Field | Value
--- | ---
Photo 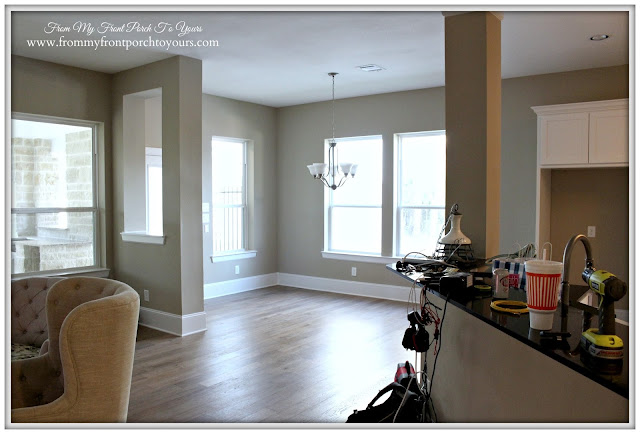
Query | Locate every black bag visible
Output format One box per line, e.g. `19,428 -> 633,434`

346,382 -> 422,423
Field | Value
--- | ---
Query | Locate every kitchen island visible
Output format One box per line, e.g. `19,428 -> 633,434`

387,263 -> 629,423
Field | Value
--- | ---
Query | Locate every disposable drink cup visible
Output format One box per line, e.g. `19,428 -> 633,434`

524,259 -> 563,330
528,308 -> 555,330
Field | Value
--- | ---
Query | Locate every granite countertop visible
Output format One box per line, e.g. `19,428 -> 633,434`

386,263 -> 629,399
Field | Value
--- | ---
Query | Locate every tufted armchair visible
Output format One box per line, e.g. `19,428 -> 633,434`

11,277 -> 140,423
11,277 -> 64,358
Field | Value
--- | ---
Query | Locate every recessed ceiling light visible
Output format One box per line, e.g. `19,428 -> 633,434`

590,34 -> 609,41
357,64 -> 385,72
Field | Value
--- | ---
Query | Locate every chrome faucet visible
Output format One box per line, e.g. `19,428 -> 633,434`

561,234 -> 595,317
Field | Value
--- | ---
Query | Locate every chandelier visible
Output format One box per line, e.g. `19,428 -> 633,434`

306,72 -> 358,190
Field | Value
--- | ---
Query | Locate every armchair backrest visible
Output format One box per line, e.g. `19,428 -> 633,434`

45,278 -> 138,376
11,277 -> 64,347
52,278 -> 140,421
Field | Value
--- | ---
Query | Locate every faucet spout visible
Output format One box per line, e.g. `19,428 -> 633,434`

561,234 -> 594,316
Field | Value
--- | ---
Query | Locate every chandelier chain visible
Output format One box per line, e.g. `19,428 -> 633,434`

331,73 -> 335,141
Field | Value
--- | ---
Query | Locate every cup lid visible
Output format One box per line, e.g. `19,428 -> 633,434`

524,259 -> 563,267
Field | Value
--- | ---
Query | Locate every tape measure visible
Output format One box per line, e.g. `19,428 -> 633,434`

490,300 -> 529,315
474,284 -> 492,292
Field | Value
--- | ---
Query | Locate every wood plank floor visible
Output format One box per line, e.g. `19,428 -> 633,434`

126,285 -> 413,424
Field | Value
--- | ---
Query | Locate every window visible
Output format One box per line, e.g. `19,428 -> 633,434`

326,136 -> 383,255
145,147 -> 162,235
11,115 -> 99,275
394,131 -> 447,256
211,137 -> 248,255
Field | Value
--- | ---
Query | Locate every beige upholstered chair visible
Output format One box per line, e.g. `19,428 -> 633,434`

11,277 -> 140,423
11,277 -> 64,359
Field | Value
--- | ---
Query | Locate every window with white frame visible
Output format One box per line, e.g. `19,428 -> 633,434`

211,137 -> 248,255
11,115 -> 99,275
395,131 -> 447,256
145,147 -> 162,235
326,135 -> 383,255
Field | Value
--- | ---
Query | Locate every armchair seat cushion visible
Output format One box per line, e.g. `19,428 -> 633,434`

11,343 -> 40,361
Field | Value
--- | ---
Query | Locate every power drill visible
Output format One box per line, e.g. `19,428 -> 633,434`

580,268 -> 627,374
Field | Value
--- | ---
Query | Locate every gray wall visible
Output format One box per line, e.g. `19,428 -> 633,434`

550,168 -> 629,308
500,65 -> 629,253
202,94 -> 278,284
277,65 -> 629,289
11,55 -> 114,272
122,94 -> 161,233
112,56 -> 203,316
145,96 -> 162,149
277,87 -> 446,286
122,95 -> 147,232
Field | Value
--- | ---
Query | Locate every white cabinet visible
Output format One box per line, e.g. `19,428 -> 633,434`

532,98 -> 629,250
589,108 -> 629,164
539,112 -> 589,165
532,99 -> 629,167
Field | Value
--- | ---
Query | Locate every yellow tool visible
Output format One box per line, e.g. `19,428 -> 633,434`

580,268 -> 627,374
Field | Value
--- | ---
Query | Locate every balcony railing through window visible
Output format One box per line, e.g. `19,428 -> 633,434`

213,207 -> 245,253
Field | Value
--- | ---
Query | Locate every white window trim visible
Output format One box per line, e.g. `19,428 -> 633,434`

393,130 -> 447,257
212,136 -> 250,255
210,250 -> 257,263
145,147 -> 162,157
120,231 -> 166,245
324,135 -> 383,256
10,113 -> 102,277
321,251 -> 401,264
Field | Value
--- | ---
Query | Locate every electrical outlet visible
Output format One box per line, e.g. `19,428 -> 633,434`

587,226 -> 596,238
351,267 -> 357,277
143,290 -> 149,302
235,265 -> 240,275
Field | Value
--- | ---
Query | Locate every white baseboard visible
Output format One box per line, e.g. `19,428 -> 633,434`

277,273 -> 409,302
204,273 -> 278,299
139,307 -> 207,337
142,272 -> 408,336
181,312 -> 208,336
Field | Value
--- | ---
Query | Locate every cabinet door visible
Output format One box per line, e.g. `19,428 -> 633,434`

589,109 -> 629,164
539,113 -> 589,165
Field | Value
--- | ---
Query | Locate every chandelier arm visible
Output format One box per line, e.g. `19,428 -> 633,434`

319,176 -> 331,189
336,173 -> 349,188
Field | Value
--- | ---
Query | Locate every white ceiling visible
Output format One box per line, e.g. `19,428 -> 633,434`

10,8 -> 630,107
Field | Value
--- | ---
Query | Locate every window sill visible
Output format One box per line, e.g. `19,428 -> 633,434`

120,231 -> 166,245
12,267 -> 111,280
321,251 -> 401,264
210,250 -> 257,263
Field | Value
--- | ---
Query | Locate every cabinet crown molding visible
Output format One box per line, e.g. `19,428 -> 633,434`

532,98 -> 628,115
